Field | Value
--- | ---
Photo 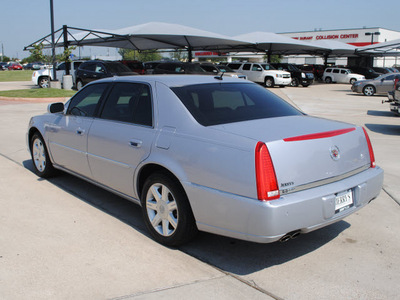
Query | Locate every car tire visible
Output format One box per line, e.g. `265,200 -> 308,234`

264,77 -> 274,88
141,172 -> 198,246
363,85 -> 375,96
30,132 -> 56,178
290,78 -> 299,87
350,78 -> 357,85
38,77 -> 50,88
325,77 -> 332,84
302,83 -> 310,87
76,80 -> 83,91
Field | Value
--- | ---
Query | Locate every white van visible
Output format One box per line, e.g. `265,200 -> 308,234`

227,62 -> 291,87
323,67 -> 365,84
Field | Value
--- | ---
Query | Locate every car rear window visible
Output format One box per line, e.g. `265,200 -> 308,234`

171,83 -> 303,126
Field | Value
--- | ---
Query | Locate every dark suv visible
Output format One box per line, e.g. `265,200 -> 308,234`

75,60 -> 136,90
347,66 -> 382,79
153,62 -> 211,75
270,63 -> 314,87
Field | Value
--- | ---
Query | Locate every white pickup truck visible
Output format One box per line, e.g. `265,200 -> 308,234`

32,61 -> 83,88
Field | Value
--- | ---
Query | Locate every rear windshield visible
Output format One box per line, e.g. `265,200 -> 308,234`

171,83 -> 303,126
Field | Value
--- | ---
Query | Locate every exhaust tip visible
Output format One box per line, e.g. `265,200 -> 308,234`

279,230 -> 301,243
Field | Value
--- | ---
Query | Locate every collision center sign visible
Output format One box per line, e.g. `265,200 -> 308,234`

293,33 -> 359,41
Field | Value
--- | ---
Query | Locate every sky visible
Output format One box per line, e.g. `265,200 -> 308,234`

2,0 -> 400,60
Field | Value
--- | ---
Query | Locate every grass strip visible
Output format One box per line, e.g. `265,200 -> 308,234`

0,88 -> 76,98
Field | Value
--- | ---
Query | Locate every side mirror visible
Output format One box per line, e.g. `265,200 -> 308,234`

47,102 -> 64,113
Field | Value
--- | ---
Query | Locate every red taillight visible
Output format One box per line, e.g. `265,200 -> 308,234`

362,128 -> 376,168
255,142 -> 280,201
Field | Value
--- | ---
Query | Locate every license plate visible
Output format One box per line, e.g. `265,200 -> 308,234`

335,190 -> 353,213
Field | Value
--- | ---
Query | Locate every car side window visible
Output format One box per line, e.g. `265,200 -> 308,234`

67,83 -> 108,117
57,63 -> 66,71
340,70 -> 347,74
100,83 -> 152,126
384,75 -> 395,81
242,64 -> 251,71
82,63 -> 96,72
95,63 -> 105,73
326,69 -> 332,73
333,69 -> 340,74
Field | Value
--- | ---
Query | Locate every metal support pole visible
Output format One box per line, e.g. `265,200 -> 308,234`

188,47 -> 193,62
50,0 -> 57,81
63,25 -> 70,75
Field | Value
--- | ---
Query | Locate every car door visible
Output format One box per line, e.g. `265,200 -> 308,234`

87,82 -> 156,198
377,74 -> 395,93
46,83 -> 109,178
332,69 -> 341,82
239,63 -> 253,81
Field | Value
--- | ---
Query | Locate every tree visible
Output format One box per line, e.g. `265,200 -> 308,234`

170,49 -> 188,62
28,44 -> 46,63
118,49 -> 162,62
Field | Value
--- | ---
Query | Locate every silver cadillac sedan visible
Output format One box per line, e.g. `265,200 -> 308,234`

27,75 -> 383,246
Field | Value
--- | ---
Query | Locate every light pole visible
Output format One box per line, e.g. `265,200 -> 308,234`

365,31 -> 380,45
50,0 -> 57,81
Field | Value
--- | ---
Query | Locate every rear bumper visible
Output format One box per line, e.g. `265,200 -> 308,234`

184,166 -> 383,243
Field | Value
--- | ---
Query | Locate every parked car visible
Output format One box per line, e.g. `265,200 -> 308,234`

143,61 -> 164,74
120,60 -> 145,75
323,67 -> 365,84
32,61 -> 84,88
24,62 -> 44,70
351,73 -> 400,96
372,67 -> 394,74
27,75 -> 383,246
0,62 -> 7,70
270,63 -> 314,87
385,78 -> 400,115
75,60 -> 136,90
153,62 -> 211,75
346,66 -> 382,79
227,62 -> 291,87
8,62 -> 23,70
198,63 -> 247,79
298,64 -> 325,81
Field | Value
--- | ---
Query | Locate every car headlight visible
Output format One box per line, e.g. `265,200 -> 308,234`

301,72 -> 306,78
276,74 -> 283,78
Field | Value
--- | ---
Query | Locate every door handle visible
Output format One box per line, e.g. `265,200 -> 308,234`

129,139 -> 142,148
76,128 -> 85,135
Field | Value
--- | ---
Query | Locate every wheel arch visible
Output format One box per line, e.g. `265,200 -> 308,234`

136,163 -> 186,201
28,127 -> 42,151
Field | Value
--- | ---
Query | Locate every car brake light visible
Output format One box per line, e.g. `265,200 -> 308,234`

255,142 -> 280,201
362,128 -> 376,168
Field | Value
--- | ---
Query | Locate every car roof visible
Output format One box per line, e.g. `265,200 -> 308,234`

89,75 -> 249,87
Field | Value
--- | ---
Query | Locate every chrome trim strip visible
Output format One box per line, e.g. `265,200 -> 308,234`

280,165 -> 370,195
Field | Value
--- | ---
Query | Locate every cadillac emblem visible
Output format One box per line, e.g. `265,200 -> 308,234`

330,146 -> 340,161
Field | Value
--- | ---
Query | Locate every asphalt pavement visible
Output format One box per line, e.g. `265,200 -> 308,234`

0,81 -> 399,300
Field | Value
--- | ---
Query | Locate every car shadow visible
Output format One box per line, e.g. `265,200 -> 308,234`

346,93 -> 386,97
23,159 -> 350,276
365,123 -> 400,135
367,110 -> 397,117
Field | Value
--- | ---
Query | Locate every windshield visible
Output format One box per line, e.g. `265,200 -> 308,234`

171,83 -> 302,126
261,63 -> 275,70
